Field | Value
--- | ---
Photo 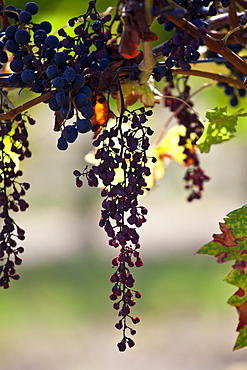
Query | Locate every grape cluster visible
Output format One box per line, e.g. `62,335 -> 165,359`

74,107 -> 154,350
0,112 -> 34,288
0,1 -> 114,150
164,82 -> 210,200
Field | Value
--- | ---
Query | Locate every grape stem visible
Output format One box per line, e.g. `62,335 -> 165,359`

137,0 -> 156,84
171,69 -> 247,89
0,91 -> 52,120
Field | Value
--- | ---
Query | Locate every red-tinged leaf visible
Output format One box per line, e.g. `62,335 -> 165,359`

119,0 -> 157,59
196,205 -> 247,263
197,204 -> 247,350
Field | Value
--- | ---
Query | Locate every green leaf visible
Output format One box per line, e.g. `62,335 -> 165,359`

197,106 -> 246,153
234,326 -> 247,351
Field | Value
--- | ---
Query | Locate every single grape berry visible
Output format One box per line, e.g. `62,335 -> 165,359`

63,67 -> 76,83
60,107 -> 74,119
24,2 -> 39,15
52,76 -> 66,90
57,136 -> 68,150
76,119 -> 92,133
75,93 -> 88,107
34,29 -> 47,43
72,74 -> 85,89
45,35 -> 59,49
21,69 -> 36,85
48,97 -> 60,111
40,21 -> 52,34
46,65 -> 60,79
10,59 -> 24,73
80,104 -> 94,119
55,91 -> 70,107
8,73 -> 21,86
18,10 -> 32,24
53,51 -> 67,65
6,39 -> 19,53
62,125 -> 78,143
14,29 -> 31,45
79,85 -> 92,97
5,25 -> 17,39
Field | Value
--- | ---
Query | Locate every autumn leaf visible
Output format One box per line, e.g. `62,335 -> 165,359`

114,79 -> 161,112
197,204 -> 247,350
90,96 -> 114,137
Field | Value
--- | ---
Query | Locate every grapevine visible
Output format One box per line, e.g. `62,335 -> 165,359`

1,0 -> 247,351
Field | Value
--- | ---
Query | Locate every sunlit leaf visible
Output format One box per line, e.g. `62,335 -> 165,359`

197,107 -> 247,153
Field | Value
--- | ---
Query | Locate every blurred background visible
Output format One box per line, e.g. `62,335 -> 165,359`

1,0 -> 247,369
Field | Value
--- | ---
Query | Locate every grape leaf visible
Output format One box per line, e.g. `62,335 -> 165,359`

197,204 -> 247,350
114,79 -> 161,112
197,107 -> 247,153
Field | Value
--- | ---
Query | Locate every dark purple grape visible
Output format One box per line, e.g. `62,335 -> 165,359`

34,29 -> 47,44
53,51 -> 67,65
44,48 -> 56,60
55,91 -> 70,107
8,73 -> 21,86
45,35 -> 59,49
63,67 -> 76,82
238,88 -> 246,97
80,104 -> 94,119
46,65 -> 60,79
10,59 -> 24,73
6,40 -> 19,53
40,21 -> 52,33
62,125 -> 78,143
5,25 -> 17,39
24,2 -> 38,15
76,118 -> 92,133
230,95 -> 238,106
0,51 -> 8,63
75,93 -> 88,107
14,29 -> 30,45
60,106 -> 74,119
57,136 -> 68,150
21,69 -> 36,85
79,85 -> 91,97
18,10 -> 32,24
5,5 -> 17,18
72,74 -> 85,89
99,58 -> 110,71
48,97 -> 60,111
52,76 -> 65,90
31,80 -> 44,93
